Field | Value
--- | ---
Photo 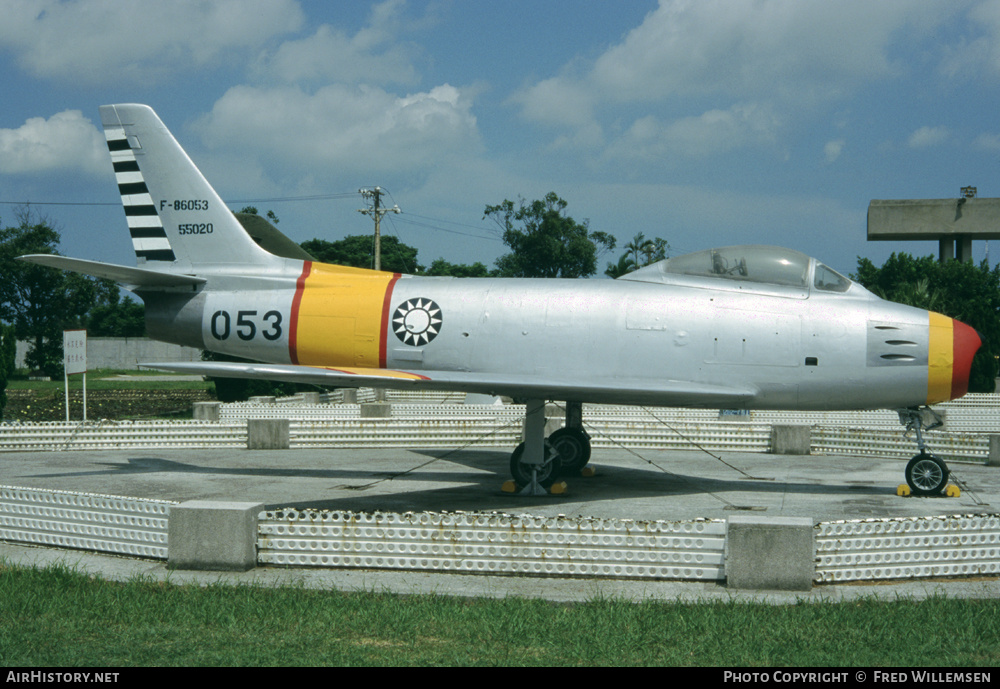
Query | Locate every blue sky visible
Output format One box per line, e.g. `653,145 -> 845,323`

1,0 -> 999,277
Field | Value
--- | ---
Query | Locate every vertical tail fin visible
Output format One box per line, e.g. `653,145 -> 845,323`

101,103 -> 281,271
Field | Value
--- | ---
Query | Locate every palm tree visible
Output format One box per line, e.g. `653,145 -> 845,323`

605,253 -> 638,278
624,233 -> 654,269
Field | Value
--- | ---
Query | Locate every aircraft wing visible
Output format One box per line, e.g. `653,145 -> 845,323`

17,255 -> 205,290
141,361 -> 758,408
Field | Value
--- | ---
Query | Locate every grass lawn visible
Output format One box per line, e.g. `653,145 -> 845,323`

1,563 -> 998,666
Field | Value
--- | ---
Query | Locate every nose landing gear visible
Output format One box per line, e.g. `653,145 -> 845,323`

897,407 -> 950,496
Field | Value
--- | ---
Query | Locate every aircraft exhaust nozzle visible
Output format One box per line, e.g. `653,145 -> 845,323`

928,314 -> 981,404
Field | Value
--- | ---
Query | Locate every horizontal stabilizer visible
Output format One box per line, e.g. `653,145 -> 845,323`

17,254 -> 205,289
140,361 -> 758,408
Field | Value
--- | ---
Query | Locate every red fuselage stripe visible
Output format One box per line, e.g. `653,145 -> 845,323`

288,261 -> 312,365
379,273 -> 402,368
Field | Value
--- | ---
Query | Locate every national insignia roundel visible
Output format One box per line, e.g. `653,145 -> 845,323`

392,298 -> 442,346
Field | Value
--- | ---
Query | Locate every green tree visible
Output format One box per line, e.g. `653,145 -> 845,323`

605,253 -> 638,279
0,210 -> 96,377
86,279 -> 146,337
606,233 -> 670,278
239,206 -> 280,225
853,253 -> 1000,393
425,258 -> 491,278
485,192 -> 615,278
0,323 -> 15,416
300,235 -> 422,274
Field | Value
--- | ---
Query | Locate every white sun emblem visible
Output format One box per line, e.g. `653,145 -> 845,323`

392,298 -> 442,346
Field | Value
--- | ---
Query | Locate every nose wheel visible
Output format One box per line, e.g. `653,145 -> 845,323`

905,452 -> 949,496
898,408 -> 949,496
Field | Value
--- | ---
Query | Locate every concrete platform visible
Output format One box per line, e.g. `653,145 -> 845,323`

1,446 -> 996,520
1,446 -> 998,601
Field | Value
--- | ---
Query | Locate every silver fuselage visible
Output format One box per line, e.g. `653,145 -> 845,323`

140,258 -> 942,411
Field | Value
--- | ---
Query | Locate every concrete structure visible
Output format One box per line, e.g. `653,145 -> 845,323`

3,440 -> 1000,594
15,337 -> 202,371
192,401 -> 221,421
770,425 -> 812,455
868,197 -> 1000,262
359,402 -> 392,418
990,435 -> 1000,467
247,418 -> 290,450
167,500 -> 264,571
726,516 -> 816,591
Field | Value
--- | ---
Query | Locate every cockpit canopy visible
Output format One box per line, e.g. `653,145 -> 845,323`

619,245 -> 853,294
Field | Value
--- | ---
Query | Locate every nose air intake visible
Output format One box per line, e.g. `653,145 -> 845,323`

927,313 -> 981,404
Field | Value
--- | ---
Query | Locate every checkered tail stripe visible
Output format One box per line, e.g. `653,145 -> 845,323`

104,127 -> 175,262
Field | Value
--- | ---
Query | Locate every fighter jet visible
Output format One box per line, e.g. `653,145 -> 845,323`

20,104 -> 981,496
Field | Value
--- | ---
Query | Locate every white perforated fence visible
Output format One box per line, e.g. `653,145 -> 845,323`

811,427 -> 987,462
1,415 -> 991,460
0,485 -> 175,559
257,510 -> 727,580
289,417 -> 524,448
2,483 -> 999,586
815,514 -> 1000,583
0,419 -> 247,451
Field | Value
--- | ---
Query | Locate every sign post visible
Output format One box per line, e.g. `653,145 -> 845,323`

63,329 -> 87,422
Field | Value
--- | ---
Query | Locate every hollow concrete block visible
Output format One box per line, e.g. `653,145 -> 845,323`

770,425 -> 812,455
360,403 -> 392,418
168,501 -> 264,571
192,401 -> 220,421
726,515 -> 815,591
247,418 -> 290,449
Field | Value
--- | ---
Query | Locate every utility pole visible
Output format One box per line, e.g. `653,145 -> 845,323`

357,187 -> 400,271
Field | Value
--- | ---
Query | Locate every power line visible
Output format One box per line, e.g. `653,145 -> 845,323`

393,215 -> 501,242
0,194 -> 502,245
0,191 -> 362,208
0,200 -> 118,207
228,192 -> 359,204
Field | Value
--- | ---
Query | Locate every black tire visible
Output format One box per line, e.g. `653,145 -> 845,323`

905,453 -> 949,496
509,441 -> 560,488
548,427 -> 591,473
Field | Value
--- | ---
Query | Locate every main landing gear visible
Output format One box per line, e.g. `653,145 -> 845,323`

898,407 -> 950,496
508,400 -> 592,495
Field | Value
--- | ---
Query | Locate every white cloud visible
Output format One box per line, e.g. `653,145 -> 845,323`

908,126 -> 950,148
520,0 -> 947,115
590,0 -> 909,102
254,23 -> 418,86
0,110 -> 105,175
253,0 -> 419,86
0,0 -> 304,85
939,0 -> 1000,78
603,102 -> 781,162
194,83 -> 481,182
824,139 -> 846,163
512,0 -> 957,166
974,132 -> 1000,149
510,77 -> 596,129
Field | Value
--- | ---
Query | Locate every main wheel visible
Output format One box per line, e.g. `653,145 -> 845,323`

548,427 -> 591,473
509,441 -> 560,488
905,453 -> 949,496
